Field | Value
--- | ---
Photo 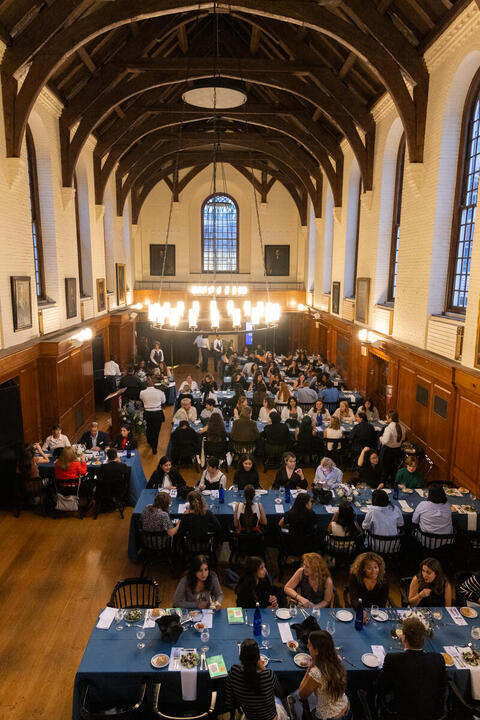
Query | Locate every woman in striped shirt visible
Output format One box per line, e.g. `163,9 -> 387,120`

225,639 -> 286,720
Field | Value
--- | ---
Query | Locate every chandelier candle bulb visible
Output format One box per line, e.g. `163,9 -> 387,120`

232,308 -> 241,328
244,300 -> 251,316
227,300 -> 234,316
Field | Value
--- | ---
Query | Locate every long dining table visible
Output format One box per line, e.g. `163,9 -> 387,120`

72,606 -> 478,720
127,485 -> 480,562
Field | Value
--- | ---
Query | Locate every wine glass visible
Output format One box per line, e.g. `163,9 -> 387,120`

326,619 -> 336,637
312,607 -> 321,621
115,609 -> 125,631
289,605 -> 298,619
200,629 -> 210,647
261,623 -> 271,649
471,626 -> 480,642
371,605 -> 379,621
181,608 -> 190,624
232,484 -> 238,494
136,630 -> 145,649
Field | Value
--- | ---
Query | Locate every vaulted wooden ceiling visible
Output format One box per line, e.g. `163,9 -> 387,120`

0,0 -> 466,224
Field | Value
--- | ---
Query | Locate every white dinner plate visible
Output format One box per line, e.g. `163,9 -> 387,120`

460,606 -> 479,619
293,653 -> 311,668
361,653 -> 380,668
202,490 -> 211,495
260,654 -> 269,666
148,608 -> 166,620
276,608 -> 291,620
371,610 -> 389,622
151,653 -> 169,669
335,610 -> 354,622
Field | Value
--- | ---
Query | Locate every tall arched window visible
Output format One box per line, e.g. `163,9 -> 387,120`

202,194 -> 238,273
388,134 -> 406,302
73,174 -> 85,297
26,126 -> 45,299
447,75 -> 480,312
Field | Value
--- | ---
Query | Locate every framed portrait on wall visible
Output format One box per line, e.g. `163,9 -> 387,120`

265,245 -> 290,276
150,244 -> 175,276
11,276 -> 32,331
116,263 -> 126,305
331,281 -> 341,315
65,277 -> 77,319
96,278 -> 106,312
355,277 -> 370,324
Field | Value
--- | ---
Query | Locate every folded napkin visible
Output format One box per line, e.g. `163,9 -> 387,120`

446,606 -> 467,626
325,505 -> 336,513
278,623 -> 294,643
168,648 -> 197,701
96,607 -> 116,630
201,610 -> 213,628
275,504 -> 284,513
398,500 -> 414,512
371,645 -> 386,669
468,512 -> 477,531
178,503 -> 187,514
143,610 -> 156,629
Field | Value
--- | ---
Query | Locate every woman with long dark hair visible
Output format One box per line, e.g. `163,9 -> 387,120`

408,557 -> 453,607
225,638 -> 286,720
234,454 -> 261,490
279,493 -> 317,554
328,499 -> 361,539
297,631 -> 351,720
199,412 -> 227,443
147,455 -> 187,491
379,410 -> 405,483
273,452 -> 307,490
236,557 -> 280,609
234,484 -> 267,533
172,554 -> 223,609
280,396 -> 303,424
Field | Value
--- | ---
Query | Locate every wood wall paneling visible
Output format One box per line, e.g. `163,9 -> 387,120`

19,363 -> 41,442
452,394 -> 480,491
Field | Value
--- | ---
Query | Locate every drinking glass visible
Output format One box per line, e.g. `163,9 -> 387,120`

232,484 -> 238,494
371,605 -> 379,621
289,606 -> 298,619
261,623 -> 271,649
326,619 -> 336,637
471,626 -> 480,641
312,608 -> 321,621
136,630 -> 145,649
115,609 -> 125,631
181,608 -> 190,623
200,629 -> 210,646
432,609 -> 443,622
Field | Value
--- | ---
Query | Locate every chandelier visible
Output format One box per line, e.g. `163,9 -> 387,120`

149,1 -> 281,335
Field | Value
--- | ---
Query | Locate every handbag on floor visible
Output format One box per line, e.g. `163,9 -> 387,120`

55,480 -> 80,511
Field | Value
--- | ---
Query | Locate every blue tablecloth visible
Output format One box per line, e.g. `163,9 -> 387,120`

73,607 -> 474,720
127,484 -> 480,562
40,451 -> 147,505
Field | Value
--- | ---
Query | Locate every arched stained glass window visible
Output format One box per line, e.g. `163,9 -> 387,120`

202,194 -> 238,273
447,81 -> 480,312
388,134 -> 406,302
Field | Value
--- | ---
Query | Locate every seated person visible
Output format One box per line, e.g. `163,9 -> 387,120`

356,397 -> 380,422
225,639 -> 284,720
296,381 -> 318,405
112,424 -> 137,451
173,397 -> 198,422
307,399 -> 331,426
333,400 -> 355,424
297,630 -> 351,720
147,455 -> 187,491
200,373 -> 218,399
395,456 -> 423,489
273,452 -> 307,490
261,411 -> 290,447
234,454 -> 261,490
275,381 -> 293,404
236,556 -> 281,609
177,490 -> 221,540
377,616 -> 446,720
42,424 -> 71,452
284,552 -> 333,608
200,398 -> 224,423
323,416 -> 343,451
357,446 -> 384,489
314,457 -> 343,489
198,412 -> 227,443
79,421 -> 109,450
362,488 -> 404,537
280,397 -> 303,424
54,446 -> 87,494
141,490 -> 179,537
170,420 -> 200,463
258,397 -> 275,424
230,406 -> 260,445
178,375 -> 199,393
94,448 -> 130,508
408,557 -> 453,607
196,456 -> 227,491
320,380 -> 340,404
279,493 -> 317,554
18,442 -> 49,479
326,500 -> 361,552
458,571 -> 480,604
349,412 -> 377,453
234,484 -> 267,533
172,554 -> 223,609
411,484 -> 453,538
232,370 -> 248,392
118,365 -> 143,402
295,415 -> 316,446
233,395 -> 248,420
348,552 -> 389,609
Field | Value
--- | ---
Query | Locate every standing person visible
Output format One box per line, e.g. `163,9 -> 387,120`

213,334 -> 224,371
104,356 -> 121,377
201,334 -> 211,371
193,333 -> 203,367
149,341 -> 164,368
377,617 -> 446,720
379,410 -> 405,484
118,365 -> 143,402
140,379 -> 166,454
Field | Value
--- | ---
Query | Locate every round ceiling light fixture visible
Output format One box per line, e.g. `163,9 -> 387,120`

182,79 -> 247,109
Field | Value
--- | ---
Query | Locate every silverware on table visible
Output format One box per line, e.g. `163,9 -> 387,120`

341,656 -> 356,668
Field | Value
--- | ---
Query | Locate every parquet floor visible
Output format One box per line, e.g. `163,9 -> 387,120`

0,362 -> 380,719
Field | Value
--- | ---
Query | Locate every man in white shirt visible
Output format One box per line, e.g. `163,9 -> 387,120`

193,334 -> 203,367
42,424 -> 71,451
213,335 -> 224,371
201,335 -> 210,371
140,379 -> 166,454
104,357 -> 120,376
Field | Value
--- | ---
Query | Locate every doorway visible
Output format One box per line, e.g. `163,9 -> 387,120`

367,351 -> 388,418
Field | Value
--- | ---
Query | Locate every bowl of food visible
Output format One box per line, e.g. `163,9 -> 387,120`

124,609 -> 143,623
460,606 -> 478,619
194,622 -> 206,632
294,653 -> 310,668
150,608 -> 165,619
151,653 -> 169,669
275,498 -> 283,504
462,649 -> 480,667
287,640 -> 299,653
442,653 -> 454,667
180,651 -> 200,669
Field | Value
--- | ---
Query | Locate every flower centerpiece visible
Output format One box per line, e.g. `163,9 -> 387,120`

118,405 -> 146,438
336,483 -> 355,501
402,609 -> 434,637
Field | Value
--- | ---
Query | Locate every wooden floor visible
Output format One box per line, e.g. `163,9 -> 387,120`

0,362 -> 346,719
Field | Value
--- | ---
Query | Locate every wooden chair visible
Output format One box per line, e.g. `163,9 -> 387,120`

15,474 -> 53,517
93,472 -> 129,519
80,681 -> 146,720
357,689 -> 375,720
321,437 -> 344,469
229,530 -> 265,565
263,442 -> 288,471
203,439 -> 230,469
139,527 -> 174,577
231,440 -> 257,458
181,531 -> 217,568
323,533 -> 359,569
298,401 -> 315,415
152,683 -> 217,720
364,529 -> 404,562
108,578 -> 160,609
